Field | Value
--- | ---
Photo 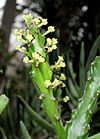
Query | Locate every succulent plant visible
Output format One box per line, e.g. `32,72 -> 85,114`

16,13 -> 100,139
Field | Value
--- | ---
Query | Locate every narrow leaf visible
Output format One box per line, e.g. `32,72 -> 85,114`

79,42 -> 85,93
0,94 -> 9,115
16,95 -> 54,134
20,121 -> 31,139
86,36 -> 100,70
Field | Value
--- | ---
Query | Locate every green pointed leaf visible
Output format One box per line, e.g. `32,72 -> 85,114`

86,36 -> 100,70
20,121 -> 31,139
0,94 -> 9,115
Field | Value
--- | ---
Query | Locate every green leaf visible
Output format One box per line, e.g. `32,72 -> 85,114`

86,36 -> 100,70
0,94 -> 9,115
16,95 -> 54,134
20,121 -> 31,139
89,133 -> 100,139
79,42 -> 85,93
0,127 -> 8,139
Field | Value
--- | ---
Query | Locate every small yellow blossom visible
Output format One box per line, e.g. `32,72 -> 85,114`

52,38 -> 58,45
16,45 -> 21,51
61,82 -> 66,87
39,56 -> 45,63
44,80 -> 51,88
48,26 -> 55,32
32,52 -> 45,66
23,56 -> 29,63
23,13 -> 33,27
51,56 -> 66,70
52,45 -> 57,50
60,73 -> 66,80
44,37 -> 57,53
34,17 -> 48,28
16,35 -> 23,42
16,45 -> 27,53
56,56 -> 66,68
41,18 -> 48,25
26,33 -> 33,42
32,18 -> 40,26
63,96 -> 69,102
43,26 -> 55,36
51,78 -> 65,88
15,29 -> 24,35
16,35 -> 27,43
51,78 -> 61,88
32,52 -> 40,60
21,47 -> 27,53
39,94 -> 45,100
46,38 -> 52,46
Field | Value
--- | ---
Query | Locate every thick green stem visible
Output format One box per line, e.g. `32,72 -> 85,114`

42,92 -> 65,139
65,56 -> 100,139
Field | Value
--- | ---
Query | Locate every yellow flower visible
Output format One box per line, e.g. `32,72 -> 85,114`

16,45 -> 27,53
52,45 -> 57,50
43,26 -> 55,36
32,18 -> 40,26
56,56 -> 66,67
16,45 -> 21,51
26,33 -> 33,42
32,52 -> 45,66
15,29 -> 24,35
16,35 -> 23,42
33,17 -> 48,28
32,52 -> 40,60
41,18 -> 48,25
51,78 -> 61,88
60,73 -> 66,80
52,38 -> 58,45
44,80 -> 51,88
39,94 -> 45,100
23,56 -> 29,63
63,96 -> 69,102
39,56 -> 45,63
48,26 -> 55,32
23,13 -> 33,27
51,56 -> 66,70
46,38 -> 52,46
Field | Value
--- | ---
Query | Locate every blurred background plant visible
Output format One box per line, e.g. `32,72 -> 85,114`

0,0 -> 100,139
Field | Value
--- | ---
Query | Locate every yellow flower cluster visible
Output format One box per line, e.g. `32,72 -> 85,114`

60,73 -> 66,80
44,79 -> 65,89
23,56 -> 30,63
32,52 -> 45,67
44,38 -> 58,53
43,26 -> 55,36
22,52 -> 45,66
16,28 -> 33,44
51,56 -> 66,70
15,14 -> 67,93
23,13 -> 33,27
52,78 -> 65,88
44,75 -> 66,89
32,17 -> 48,28
16,45 -> 27,53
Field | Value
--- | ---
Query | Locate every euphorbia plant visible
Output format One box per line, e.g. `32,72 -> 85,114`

16,13 -> 100,139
